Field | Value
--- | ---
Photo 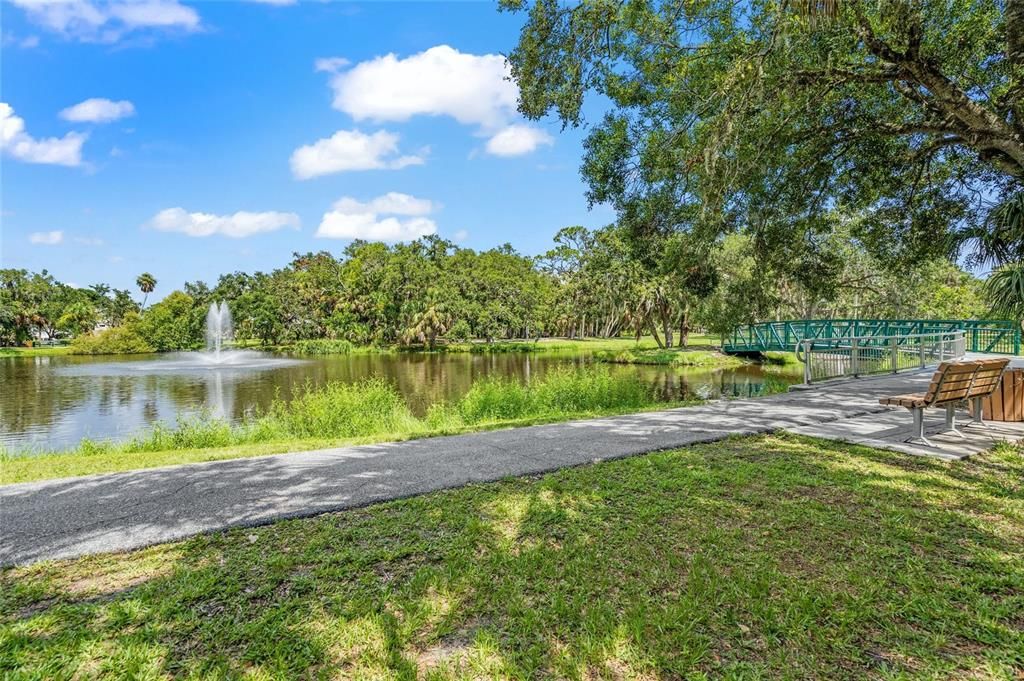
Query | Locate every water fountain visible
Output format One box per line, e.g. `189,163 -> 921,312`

58,300 -> 302,376
205,301 -> 233,362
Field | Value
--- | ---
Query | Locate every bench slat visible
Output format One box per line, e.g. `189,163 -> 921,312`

882,358 -> 1011,411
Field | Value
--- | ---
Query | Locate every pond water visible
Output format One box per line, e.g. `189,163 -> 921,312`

1,350 -> 802,452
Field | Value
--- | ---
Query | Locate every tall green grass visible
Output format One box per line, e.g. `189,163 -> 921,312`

27,368 -> 677,461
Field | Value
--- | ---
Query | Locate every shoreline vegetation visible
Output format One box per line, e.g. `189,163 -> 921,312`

1,368 -> 704,485
4,334 -> 768,369
0,345 -> 72,357
4,434 -> 1021,677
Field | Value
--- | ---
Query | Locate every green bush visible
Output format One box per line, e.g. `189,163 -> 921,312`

292,339 -> 356,355
136,291 -> 202,352
468,341 -> 541,353
69,324 -> 154,355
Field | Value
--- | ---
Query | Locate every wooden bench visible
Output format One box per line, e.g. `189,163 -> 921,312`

964,358 -> 1012,426
879,359 -> 1008,446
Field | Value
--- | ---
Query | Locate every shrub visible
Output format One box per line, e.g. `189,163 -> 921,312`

292,339 -> 356,355
69,324 -> 154,355
447,319 -> 472,342
468,342 -> 541,354
136,291 -> 202,352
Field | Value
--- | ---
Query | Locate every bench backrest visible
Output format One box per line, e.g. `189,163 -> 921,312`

965,358 -> 1011,398
923,361 -> 980,406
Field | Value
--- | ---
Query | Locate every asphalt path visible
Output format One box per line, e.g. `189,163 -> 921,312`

1,371 -> 932,566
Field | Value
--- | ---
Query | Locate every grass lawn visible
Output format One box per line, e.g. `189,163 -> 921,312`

595,347 -> 744,367
2,434 -> 1021,679
0,346 -> 72,357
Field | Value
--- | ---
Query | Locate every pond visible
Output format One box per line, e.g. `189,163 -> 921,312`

1,350 -> 803,452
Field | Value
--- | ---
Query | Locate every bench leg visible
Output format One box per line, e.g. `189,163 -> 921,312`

906,407 -> 933,447
966,397 -> 988,429
944,404 -> 964,438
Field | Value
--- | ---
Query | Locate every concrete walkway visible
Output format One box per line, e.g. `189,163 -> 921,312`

2,369 -> 1019,566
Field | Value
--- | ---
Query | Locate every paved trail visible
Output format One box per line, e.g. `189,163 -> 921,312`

1,371 -> 934,566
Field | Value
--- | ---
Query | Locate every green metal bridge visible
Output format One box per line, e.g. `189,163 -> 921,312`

723,319 -> 1021,356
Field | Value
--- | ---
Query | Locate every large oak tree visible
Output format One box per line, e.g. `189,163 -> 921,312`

502,0 -> 1024,267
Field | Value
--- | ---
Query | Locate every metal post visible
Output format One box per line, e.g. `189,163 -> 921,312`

851,338 -> 859,377
971,397 -> 986,427
891,337 -> 898,373
803,341 -> 811,385
944,405 -> 964,437
919,334 -> 926,368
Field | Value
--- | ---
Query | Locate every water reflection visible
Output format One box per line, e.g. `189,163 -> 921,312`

1,351 -> 802,452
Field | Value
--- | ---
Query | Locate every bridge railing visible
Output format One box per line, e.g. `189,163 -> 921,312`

795,330 -> 966,384
725,319 -> 1020,355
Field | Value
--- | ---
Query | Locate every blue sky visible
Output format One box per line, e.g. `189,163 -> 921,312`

1,0 -> 613,297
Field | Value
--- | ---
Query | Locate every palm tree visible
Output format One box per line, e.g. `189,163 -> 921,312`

136,272 -> 157,309
958,192 -> 1024,268
986,263 -> 1024,328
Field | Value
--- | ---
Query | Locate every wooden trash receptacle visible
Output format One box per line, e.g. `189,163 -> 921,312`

974,368 -> 1024,421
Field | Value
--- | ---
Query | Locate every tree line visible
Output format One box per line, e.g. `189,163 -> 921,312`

1,228 -> 986,353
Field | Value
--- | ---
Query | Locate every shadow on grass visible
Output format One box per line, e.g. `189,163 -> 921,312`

2,434 -> 1023,678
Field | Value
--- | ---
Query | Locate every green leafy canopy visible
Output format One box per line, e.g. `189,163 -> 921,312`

502,0 -> 1024,267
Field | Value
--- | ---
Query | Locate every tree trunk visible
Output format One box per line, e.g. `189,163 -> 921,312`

648,318 -> 664,348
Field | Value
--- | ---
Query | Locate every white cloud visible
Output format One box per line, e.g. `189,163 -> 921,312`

29,230 -> 64,245
246,0 -> 296,4
323,45 -> 554,157
290,129 -> 424,180
327,45 -> 518,131
147,208 -> 300,238
331,192 -> 437,216
1,103 -> 86,166
485,124 -> 554,157
316,192 -> 438,242
74,236 -> 105,246
453,229 -> 469,243
9,0 -> 200,43
60,98 -> 135,123
317,214 -> 436,242
314,56 -> 350,73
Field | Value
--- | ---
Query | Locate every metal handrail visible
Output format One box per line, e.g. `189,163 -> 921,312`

793,329 -> 966,360
796,330 -> 966,385
726,319 -> 1018,355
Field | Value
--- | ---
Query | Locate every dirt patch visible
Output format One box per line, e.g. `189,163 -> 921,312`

414,619 -> 482,675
